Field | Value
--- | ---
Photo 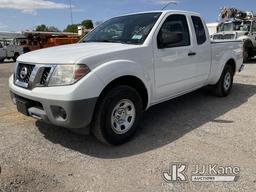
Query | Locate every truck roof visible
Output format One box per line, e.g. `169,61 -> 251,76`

118,10 -> 200,17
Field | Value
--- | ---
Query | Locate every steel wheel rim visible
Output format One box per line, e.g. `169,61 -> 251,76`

224,72 -> 231,91
111,99 -> 136,135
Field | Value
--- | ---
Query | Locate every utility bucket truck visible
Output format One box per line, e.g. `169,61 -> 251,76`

212,7 -> 256,62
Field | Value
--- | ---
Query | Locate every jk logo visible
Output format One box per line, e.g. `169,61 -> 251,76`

162,163 -> 188,182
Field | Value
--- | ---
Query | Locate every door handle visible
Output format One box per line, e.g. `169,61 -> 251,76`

188,52 -> 196,56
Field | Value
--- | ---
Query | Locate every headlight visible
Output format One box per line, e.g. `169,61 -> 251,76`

48,64 -> 90,86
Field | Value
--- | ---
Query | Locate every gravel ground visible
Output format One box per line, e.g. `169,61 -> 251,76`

0,61 -> 255,192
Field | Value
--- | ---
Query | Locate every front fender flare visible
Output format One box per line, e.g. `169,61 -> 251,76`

93,60 -> 153,108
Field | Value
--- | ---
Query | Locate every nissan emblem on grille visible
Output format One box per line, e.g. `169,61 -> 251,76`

15,63 -> 54,90
20,66 -> 28,80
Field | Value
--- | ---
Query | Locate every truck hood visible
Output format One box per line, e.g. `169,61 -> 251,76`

17,43 -> 139,64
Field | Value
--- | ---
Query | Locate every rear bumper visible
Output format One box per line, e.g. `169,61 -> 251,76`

10,91 -> 97,134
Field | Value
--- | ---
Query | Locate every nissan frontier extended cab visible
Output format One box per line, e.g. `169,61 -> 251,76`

9,10 -> 244,145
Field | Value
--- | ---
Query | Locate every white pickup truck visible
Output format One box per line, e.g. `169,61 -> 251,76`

0,40 -> 23,62
9,10 -> 244,145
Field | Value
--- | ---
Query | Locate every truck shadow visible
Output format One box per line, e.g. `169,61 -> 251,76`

36,83 -> 256,159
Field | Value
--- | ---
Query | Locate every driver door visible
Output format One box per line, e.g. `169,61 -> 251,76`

153,14 -> 198,100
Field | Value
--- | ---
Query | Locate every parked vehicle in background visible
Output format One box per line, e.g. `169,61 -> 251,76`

15,31 -> 79,53
9,10 -> 243,145
207,22 -> 218,36
0,40 -> 23,62
212,8 -> 256,62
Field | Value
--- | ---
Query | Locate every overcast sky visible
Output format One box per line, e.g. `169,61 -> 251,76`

0,0 -> 256,32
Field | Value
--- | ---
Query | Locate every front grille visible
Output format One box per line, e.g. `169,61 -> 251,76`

16,63 -> 35,83
40,67 -> 51,85
15,63 -> 55,89
213,34 -> 235,40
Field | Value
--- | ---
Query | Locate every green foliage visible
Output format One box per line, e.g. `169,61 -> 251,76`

63,24 -> 79,33
63,19 -> 94,33
35,24 -> 47,32
81,20 -> 94,29
35,24 -> 60,32
47,26 -> 60,32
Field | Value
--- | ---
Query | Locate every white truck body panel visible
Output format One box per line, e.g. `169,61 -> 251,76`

9,10 -> 244,131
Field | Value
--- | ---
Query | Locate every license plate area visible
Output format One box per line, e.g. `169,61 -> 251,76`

16,98 -> 32,116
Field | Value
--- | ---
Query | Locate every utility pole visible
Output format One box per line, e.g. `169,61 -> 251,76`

69,0 -> 74,24
162,1 -> 178,10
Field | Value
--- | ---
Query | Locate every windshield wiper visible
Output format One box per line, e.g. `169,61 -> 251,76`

88,40 -> 122,43
82,40 -> 139,45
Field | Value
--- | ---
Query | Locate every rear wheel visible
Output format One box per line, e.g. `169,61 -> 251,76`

243,41 -> 253,63
0,58 -> 4,63
92,85 -> 143,145
243,47 -> 250,63
212,65 -> 234,97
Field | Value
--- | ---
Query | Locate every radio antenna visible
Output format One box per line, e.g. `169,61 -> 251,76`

162,1 -> 178,10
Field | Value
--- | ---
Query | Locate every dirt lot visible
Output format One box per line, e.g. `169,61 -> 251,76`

0,61 -> 255,192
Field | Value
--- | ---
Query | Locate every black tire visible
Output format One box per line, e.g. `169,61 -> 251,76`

243,47 -> 250,63
212,65 -> 234,97
243,41 -> 253,63
0,58 -> 4,63
92,85 -> 143,145
13,53 -> 19,62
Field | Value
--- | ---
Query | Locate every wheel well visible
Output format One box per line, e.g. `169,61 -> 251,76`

226,59 -> 236,74
98,76 -> 149,110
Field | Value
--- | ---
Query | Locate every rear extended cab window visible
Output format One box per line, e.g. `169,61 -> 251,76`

191,16 -> 207,45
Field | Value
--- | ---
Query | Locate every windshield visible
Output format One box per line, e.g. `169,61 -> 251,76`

81,12 -> 162,45
218,21 -> 251,32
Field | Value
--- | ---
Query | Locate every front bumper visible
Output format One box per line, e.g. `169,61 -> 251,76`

10,90 -> 97,134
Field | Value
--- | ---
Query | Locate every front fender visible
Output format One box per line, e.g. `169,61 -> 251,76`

93,60 -> 153,107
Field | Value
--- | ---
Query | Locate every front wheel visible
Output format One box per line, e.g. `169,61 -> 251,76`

92,85 -> 143,145
212,65 -> 234,97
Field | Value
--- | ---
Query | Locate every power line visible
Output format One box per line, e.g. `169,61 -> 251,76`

162,1 -> 178,10
69,0 -> 74,24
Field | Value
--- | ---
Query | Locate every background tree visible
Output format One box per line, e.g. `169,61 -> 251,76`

64,24 -> 79,33
81,20 -> 94,29
47,26 -> 60,32
35,24 -> 47,31
35,24 -> 60,32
